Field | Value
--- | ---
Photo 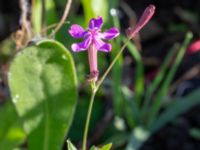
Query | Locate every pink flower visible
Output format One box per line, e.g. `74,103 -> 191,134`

187,39 -> 200,55
69,16 -> 119,81
127,5 -> 155,38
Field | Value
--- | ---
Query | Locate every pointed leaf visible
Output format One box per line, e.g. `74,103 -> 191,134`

67,140 -> 77,150
101,143 -> 112,150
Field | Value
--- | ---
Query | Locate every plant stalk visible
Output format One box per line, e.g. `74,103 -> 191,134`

82,37 -> 132,150
82,88 -> 96,150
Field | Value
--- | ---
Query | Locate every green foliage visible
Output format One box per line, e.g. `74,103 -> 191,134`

122,32 -> 195,150
148,32 -> 193,126
141,43 -> 179,121
81,0 -> 108,25
126,88 -> 200,150
105,132 -> 129,149
0,101 -> 25,150
122,86 -> 139,128
189,128 -> 200,140
111,14 -> 123,116
9,40 -> 78,150
126,127 -> 149,150
32,0 -> 58,34
45,0 -> 58,27
68,95 -> 104,141
125,37 -> 144,104
90,143 -> 112,150
101,143 -> 112,150
67,140 -> 77,150
32,0 -> 43,33
1,0 -> 199,149
151,88 -> 200,133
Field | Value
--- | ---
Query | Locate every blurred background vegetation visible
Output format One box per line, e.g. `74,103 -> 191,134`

0,0 -> 200,150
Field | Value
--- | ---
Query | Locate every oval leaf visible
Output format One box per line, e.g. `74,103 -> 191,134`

0,100 -> 25,150
9,40 -> 78,150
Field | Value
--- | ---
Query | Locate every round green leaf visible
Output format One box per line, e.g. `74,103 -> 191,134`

9,39 -> 78,150
0,100 -> 25,150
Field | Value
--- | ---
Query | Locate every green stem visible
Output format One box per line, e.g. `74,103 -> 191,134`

96,37 -> 131,91
82,37 -> 132,150
82,89 -> 96,150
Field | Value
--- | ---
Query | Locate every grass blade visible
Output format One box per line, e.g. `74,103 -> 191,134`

151,88 -> 200,133
141,43 -> 179,122
148,32 -> 193,127
124,37 -> 144,105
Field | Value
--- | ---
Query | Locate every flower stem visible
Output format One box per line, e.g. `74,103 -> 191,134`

82,83 -> 96,150
96,37 -> 131,91
82,37 -> 131,150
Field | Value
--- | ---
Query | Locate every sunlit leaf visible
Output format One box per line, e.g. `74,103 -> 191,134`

9,39 -> 78,150
0,101 -> 25,150
101,143 -> 112,150
67,140 -> 77,150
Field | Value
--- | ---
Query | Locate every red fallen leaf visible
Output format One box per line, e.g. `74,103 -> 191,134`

187,39 -> 200,55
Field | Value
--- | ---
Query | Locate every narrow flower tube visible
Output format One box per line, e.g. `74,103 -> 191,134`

88,43 -> 98,81
127,4 -> 156,38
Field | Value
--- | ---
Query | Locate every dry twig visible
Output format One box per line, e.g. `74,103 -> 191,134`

50,0 -> 72,37
13,0 -> 32,50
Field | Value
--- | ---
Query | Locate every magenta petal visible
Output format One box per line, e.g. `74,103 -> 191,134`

89,16 -> 103,29
69,24 -> 87,38
71,37 -> 92,52
100,27 -> 119,40
94,38 -> 112,52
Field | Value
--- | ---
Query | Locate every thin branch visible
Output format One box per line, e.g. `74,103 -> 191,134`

41,21 -> 70,34
20,0 -> 32,38
41,0 -> 46,35
50,0 -> 72,37
14,0 -> 32,50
